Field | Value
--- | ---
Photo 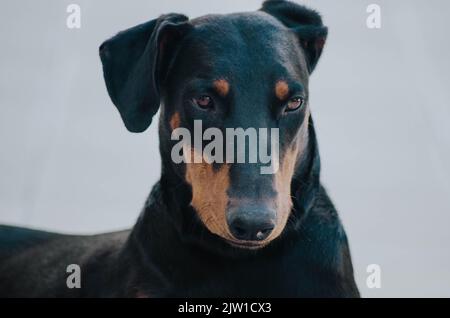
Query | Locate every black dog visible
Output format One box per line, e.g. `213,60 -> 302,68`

0,0 -> 359,297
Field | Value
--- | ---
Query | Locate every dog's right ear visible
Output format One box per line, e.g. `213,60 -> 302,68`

100,14 -> 191,133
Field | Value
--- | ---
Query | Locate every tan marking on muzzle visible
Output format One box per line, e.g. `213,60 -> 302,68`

170,112 -> 181,130
275,80 -> 289,100
267,110 -> 311,242
213,79 -> 230,97
270,146 -> 297,240
185,148 -> 232,239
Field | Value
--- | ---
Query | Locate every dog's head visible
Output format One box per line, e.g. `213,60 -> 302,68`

100,0 -> 326,249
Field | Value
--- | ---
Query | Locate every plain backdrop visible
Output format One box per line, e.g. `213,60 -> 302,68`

1,0 -> 449,297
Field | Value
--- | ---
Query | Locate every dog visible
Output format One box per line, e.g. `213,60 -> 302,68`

0,0 -> 360,297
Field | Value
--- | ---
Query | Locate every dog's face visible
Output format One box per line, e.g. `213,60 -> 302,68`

100,1 -> 327,249
164,13 -> 315,249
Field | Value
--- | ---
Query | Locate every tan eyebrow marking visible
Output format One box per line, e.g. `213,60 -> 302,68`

213,79 -> 230,97
170,112 -> 180,130
275,80 -> 289,100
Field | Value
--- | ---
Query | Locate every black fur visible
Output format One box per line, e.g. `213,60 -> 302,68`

0,1 -> 359,297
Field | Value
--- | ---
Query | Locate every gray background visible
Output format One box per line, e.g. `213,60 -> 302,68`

1,0 -> 449,297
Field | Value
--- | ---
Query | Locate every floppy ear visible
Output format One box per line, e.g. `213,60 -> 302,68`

99,14 -> 191,132
260,0 -> 327,73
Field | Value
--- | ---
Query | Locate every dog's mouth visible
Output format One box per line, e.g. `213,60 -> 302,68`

224,238 -> 269,250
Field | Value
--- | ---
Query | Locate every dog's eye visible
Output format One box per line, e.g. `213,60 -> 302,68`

285,96 -> 304,112
192,95 -> 214,109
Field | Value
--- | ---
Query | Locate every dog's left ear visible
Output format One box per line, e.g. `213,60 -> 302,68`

260,0 -> 327,73
100,14 -> 191,132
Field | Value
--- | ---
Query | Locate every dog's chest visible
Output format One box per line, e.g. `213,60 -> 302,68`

150,257 -> 345,297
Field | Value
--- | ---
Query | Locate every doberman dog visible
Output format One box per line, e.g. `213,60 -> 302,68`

0,0 -> 359,297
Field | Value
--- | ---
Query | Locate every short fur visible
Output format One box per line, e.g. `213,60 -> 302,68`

0,1 -> 359,297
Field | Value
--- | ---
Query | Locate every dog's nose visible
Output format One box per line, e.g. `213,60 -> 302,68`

227,207 -> 276,241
